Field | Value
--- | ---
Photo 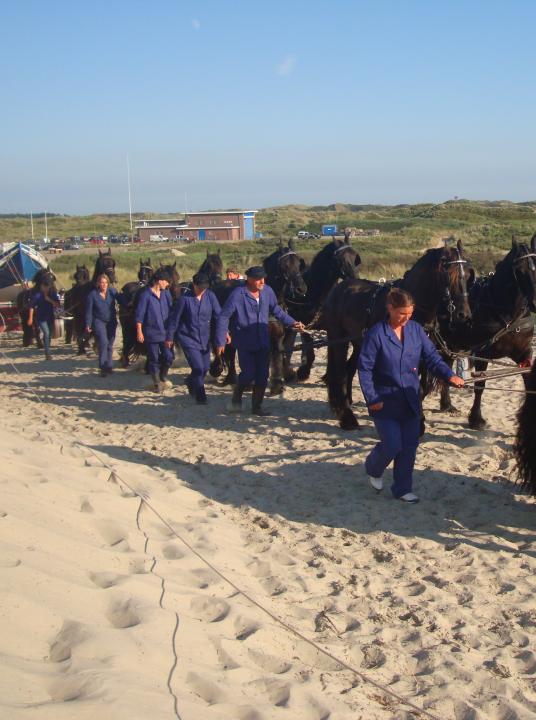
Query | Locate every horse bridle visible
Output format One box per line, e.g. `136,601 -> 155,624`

333,243 -> 355,279
440,249 -> 472,324
512,248 -> 536,310
276,249 -> 305,299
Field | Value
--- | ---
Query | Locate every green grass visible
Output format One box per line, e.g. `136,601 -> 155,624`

3,200 -> 535,287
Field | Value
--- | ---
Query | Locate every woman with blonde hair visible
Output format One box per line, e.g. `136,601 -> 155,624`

85,273 -> 121,376
358,288 -> 464,503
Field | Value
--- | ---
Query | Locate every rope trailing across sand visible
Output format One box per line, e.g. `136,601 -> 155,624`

76,440 -> 443,720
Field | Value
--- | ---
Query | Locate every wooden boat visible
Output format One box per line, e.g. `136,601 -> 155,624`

0,242 -> 50,303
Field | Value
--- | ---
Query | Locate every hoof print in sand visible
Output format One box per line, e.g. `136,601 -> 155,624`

95,520 -> 130,551
162,543 -> 185,560
48,620 -> 86,662
190,596 -> 230,622
234,616 -> 260,641
107,599 -> 141,629
47,675 -> 101,702
248,648 -> 292,674
88,571 -> 122,589
186,671 -> 227,704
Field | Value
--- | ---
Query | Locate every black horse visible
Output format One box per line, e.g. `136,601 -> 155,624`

118,258 -> 154,367
64,265 -> 91,352
434,235 -> 536,429
323,241 -> 474,429
263,241 -> 307,395
198,249 -> 224,286
514,358 -> 536,497
16,268 -> 57,347
284,237 -> 361,382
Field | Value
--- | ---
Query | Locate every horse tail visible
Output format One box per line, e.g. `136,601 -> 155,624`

514,360 -> 536,496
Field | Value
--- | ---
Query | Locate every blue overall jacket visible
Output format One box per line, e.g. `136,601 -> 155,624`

85,287 -> 121,329
166,289 -> 221,352
134,286 -> 173,343
357,319 -> 454,417
32,290 -> 60,323
215,284 -> 295,351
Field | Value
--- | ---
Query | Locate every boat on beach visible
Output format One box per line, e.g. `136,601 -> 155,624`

0,242 -> 52,333
0,242 -> 50,303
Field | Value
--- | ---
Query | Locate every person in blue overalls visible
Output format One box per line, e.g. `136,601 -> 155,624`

165,272 -> 221,404
27,277 -> 60,360
135,268 -> 174,392
215,265 -> 305,416
357,288 -> 465,504
85,273 -> 121,376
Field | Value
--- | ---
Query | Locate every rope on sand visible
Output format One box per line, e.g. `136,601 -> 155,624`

75,440 -> 443,720
0,338 -> 457,720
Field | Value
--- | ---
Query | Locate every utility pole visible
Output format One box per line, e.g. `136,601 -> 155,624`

127,154 -> 133,238
30,212 -> 34,240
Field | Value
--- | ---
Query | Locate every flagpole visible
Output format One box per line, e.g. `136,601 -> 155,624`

127,154 -> 133,238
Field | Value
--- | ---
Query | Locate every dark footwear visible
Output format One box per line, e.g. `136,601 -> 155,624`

229,384 -> 245,413
100,368 -> 107,377
185,377 -> 195,396
107,366 -> 114,375
252,385 -> 272,416
160,367 -> 172,389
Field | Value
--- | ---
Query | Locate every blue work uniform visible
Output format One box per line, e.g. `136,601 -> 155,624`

166,289 -> 221,399
135,286 -> 174,377
357,319 -> 454,498
215,284 -> 296,387
85,287 -> 120,371
32,290 -> 60,356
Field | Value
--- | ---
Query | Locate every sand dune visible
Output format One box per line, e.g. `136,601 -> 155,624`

1,336 -> 535,719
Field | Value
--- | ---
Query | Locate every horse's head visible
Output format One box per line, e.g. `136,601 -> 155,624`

160,261 -> 181,299
266,241 -> 307,300
331,238 -> 361,280
198,249 -> 223,286
438,240 -> 474,324
33,268 -> 56,289
96,248 -> 116,283
138,257 -> 153,285
73,265 -> 90,285
509,235 -> 536,312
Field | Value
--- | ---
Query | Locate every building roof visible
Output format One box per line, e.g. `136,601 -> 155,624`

135,224 -> 240,231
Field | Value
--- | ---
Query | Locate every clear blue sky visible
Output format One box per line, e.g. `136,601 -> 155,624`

2,0 -> 535,213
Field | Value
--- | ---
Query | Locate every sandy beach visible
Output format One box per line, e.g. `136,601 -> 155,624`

1,336 -> 536,720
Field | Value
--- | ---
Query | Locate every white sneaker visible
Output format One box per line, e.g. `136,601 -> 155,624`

368,476 -> 383,492
399,492 -> 420,504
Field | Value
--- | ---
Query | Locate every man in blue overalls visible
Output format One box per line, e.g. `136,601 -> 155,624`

215,266 -> 305,415
165,272 -> 221,404
135,268 -> 174,392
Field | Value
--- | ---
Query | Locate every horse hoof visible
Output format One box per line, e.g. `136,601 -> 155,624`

339,410 -> 360,430
441,404 -> 459,415
269,384 -> 284,397
284,369 -> 297,383
296,367 -> 310,382
469,417 -> 487,431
